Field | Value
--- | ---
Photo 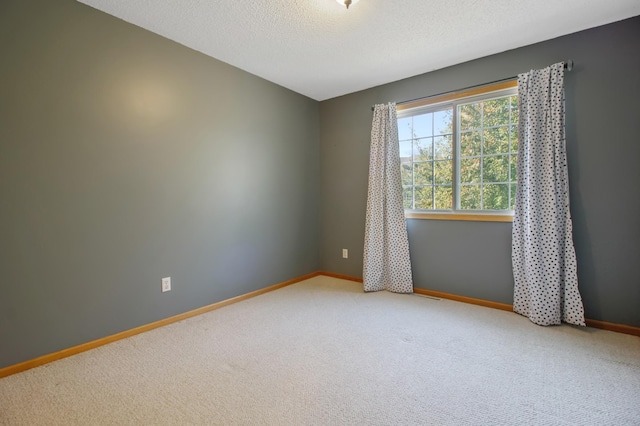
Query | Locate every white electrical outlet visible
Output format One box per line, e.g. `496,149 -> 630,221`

342,249 -> 348,259
161,277 -> 171,293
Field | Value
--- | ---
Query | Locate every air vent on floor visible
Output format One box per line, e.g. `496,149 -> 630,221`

414,294 -> 441,301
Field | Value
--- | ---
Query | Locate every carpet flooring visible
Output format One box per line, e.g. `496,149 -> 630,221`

1,276 -> 639,425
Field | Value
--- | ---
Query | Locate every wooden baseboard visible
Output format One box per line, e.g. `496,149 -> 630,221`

3,270 -> 638,378
318,271 -> 363,283
0,271 -> 321,379
413,287 -> 514,312
317,272 -> 640,336
585,319 -> 640,337
320,271 -> 512,312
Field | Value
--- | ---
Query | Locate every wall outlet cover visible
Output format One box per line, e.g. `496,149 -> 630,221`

161,277 -> 171,292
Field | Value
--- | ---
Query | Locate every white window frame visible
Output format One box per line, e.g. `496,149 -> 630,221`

397,80 -> 518,222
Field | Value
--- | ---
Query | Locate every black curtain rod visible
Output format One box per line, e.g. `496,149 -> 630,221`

371,60 -> 574,111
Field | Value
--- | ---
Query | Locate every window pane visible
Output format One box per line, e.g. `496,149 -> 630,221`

403,187 -> 413,209
434,186 -> 452,210
460,158 -> 481,183
434,109 -> 453,135
459,103 -> 481,130
483,184 -> 509,210
483,155 -> 509,183
398,117 -> 412,141
412,113 -> 432,138
460,131 -> 481,157
415,186 -> 434,210
510,155 -> 518,183
460,184 -> 481,210
484,97 -> 510,127
433,160 -> 452,184
483,126 -> 509,155
401,162 -> 413,186
434,135 -> 452,159
510,125 -> 518,153
399,139 -> 412,160
413,137 -> 432,161
414,162 -> 433,185
510,183 -> 517,210
510,96 -> 519,123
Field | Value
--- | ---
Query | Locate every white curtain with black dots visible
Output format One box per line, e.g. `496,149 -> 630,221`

363,103 -> 413,294
512,62 -> 585,326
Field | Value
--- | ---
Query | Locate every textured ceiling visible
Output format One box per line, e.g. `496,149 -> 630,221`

77,0 -> 640,101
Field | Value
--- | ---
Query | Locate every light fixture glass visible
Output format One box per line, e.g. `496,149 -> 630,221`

336,0 -> 360,9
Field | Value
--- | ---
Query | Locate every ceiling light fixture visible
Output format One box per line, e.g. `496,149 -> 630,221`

336,0 -> 360,9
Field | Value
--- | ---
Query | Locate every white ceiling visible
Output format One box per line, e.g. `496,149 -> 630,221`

77,0 -> 640,101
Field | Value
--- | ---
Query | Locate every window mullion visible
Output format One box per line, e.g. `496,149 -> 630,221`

508,100 -> 512,209
452,102 -> 459,212
479,103 -> 484,210
431,113 -> 435,210
411,117 -> 416,210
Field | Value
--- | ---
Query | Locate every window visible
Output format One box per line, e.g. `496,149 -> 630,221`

398,80 -> 518,221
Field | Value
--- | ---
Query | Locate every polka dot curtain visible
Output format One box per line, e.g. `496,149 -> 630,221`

363,103 -> 413,294
512,63 -> 585,326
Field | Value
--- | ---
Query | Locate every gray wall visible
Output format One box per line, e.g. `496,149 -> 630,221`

320,17 -> 640,327
1,1 -> 638,371
0,0 -> 320,368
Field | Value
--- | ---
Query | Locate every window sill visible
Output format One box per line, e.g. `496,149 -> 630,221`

405,211 -> 513,222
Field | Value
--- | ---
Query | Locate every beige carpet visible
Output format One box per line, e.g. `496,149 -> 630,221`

1,276 -> 639,425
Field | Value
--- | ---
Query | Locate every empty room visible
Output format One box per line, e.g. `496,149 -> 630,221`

1,0 -> 639,424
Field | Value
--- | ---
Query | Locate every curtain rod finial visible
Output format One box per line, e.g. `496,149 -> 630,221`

566,60 -> 574,71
